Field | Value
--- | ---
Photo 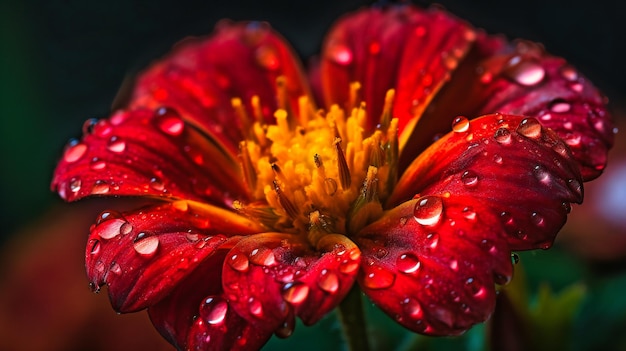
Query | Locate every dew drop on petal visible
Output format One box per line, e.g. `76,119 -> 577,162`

560,65 -> 578,81
570,83 -> 584,92
516,118 -> 542,139
63,140 -> 87,163
451,116 -> 470,133
506,59 -> 545,86
318,269 -> 339,294
465,277 -> 486,298
275,317 -> 295,338
402,298 -> 423,319
155,107 -> 184,136
98,218 -> 126,239
494,128 -> 512,145
396,253 -> 421,274
493,154 -> 503,164
531,212 -> 544,226
228,254 -> 250,272
462,207 -> 477,221
362,265 -> 395,289
90,158 -> 107,170
107,136 -> 126,153
425,233 -> 439,250
149,177 -> 165,192
549,100 -> 571,113
282,283 -> 310,304
326,42 -> 353,65
568,178 -> 583,198
133,233 -> 159,256
414,196 -> 443,226
109,262 -> 122,274
248,298 -> 264,317
461,170 -> 479,187
69,178 -> 82,193
94,260 -> 105,274
511,253 -> 520,265
533,165 -> 550,183
88,239 -> 101,255
202,297 -> 228,325
91,180 -> 110,195
249,248 -> 277,267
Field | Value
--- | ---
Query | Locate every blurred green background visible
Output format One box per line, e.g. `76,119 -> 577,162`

1,0 -> 625,350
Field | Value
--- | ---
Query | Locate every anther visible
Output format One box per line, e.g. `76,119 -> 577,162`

334,138 -> 352,190
232,97 -> 252,139
239,141 -> 257,194
379,89 -> 395,130
349,81 -> 362,110
251,95 -> 264,124
273,180 -> 299,220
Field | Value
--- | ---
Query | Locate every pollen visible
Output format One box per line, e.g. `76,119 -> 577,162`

235,83 -> 398,245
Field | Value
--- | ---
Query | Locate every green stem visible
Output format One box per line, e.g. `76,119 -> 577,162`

337,285 -> 370,351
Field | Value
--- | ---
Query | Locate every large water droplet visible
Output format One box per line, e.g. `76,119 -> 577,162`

425,233 -> 439,249
63,140 -> 87,163
326,42 -> 353,65
318,269 -> 339,293
465,277 -> 486,298
69,178 -> 82,193
282,283 -> 310,304
451,116 -> 470,133
202,297 -> 228,325
89,239 -> 101,255
155,107 -> 184,136
461,170 -> 479,187
133,233 -> 159,256
531,212 -> 544,226
149,177 -> 165,192
228,254 -> 250,272
248,297 -> 264,317
494,128 -> 512,144
511,253 -> 520,265
90,157 -> 107,170
396,253 -> 421,274
249,248 -> 277,267
549,100 -> 571,113
107,136 -> 126,153
255,45 -> 280,70
275,316 -> 295,338
414,196 -> 443,226
109,262 -> 122,274
505,58 -> 545,86
402,298 -> 423,318
533,165 -> 550,183
98,218 -> 126,239
91,180 -> 110,195
516,118 -> 542,139
362,265 -> 395,289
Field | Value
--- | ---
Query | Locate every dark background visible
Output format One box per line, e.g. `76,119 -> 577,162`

1,0 -> 625,241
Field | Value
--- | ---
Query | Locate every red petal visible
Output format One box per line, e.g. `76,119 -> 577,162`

131,21 -> 312,156
52,108 -> 246,205
391,114 -> 583,250
222,233 -> 360,334
148,252 -> 272,351
356,196 -> 512,335
319,5 -> 475,139
86,200 -> 262,312
401,36 -> 614,180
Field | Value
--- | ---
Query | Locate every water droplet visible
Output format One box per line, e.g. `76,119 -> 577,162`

98,218 -> 126,239
505,58 -> 545,86
228,254 -> 250,272
184,145 -> 204,165
402,298 -> 423,318
533,165 -> 550,183
570,83 -> 583,92
414,195 -> 443,226
326,42 -> 353,65
69,178 -> 82,193
362,265 -> 395,289
89,157 -> 106,170
94,260 -> 105,274
516,118 -> 542,139
282,283 -> 310,304
324,178 -> 337,195
451,116 -> 470,133
109,262 -> 122,274
63,140 -> 87,163
107,136 -> 126,153
565,133 -> 581,146
155,107 -> 184,136
202,297 -> 228,325
110,110 -> 127,125
133,233 -> 159,256
425,233 -> 439,249
549,100 -> 571,113
255,45 -> 280,70
465,278 -> 486,298
560,65 -> 578,81
462,207 -> 477,221
91,180 -> 110,194
120,222 -> 133,235
89,239 -> 101,255
449,259 -> 458,271
275,316 -> 295,338
531,212 -> 544,226
248,298 -> 264,317
396,253 -> 421,274
149,177 -> 165,192
318,269 -> 339,293
494,128 -> 512,144
249,248 -> 277,267
493,154 -> 503,164
568,179 -> 583,198
461,170 -> 479,187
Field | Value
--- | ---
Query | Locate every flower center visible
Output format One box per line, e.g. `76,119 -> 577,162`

234,87 -> 398,246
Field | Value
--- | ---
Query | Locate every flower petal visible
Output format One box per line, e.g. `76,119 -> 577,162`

222,233 -> 360,334
131,21 -> 312,156
52,108 -> 246,205
390,114 -> 583,250
401,36 -> 614,180
319,5 -> 475,140
148,252 -> 272,351
86,200 -> 263,312
356,196 -> 512,335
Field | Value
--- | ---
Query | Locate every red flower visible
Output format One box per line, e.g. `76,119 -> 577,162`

51,4 -> 614,350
